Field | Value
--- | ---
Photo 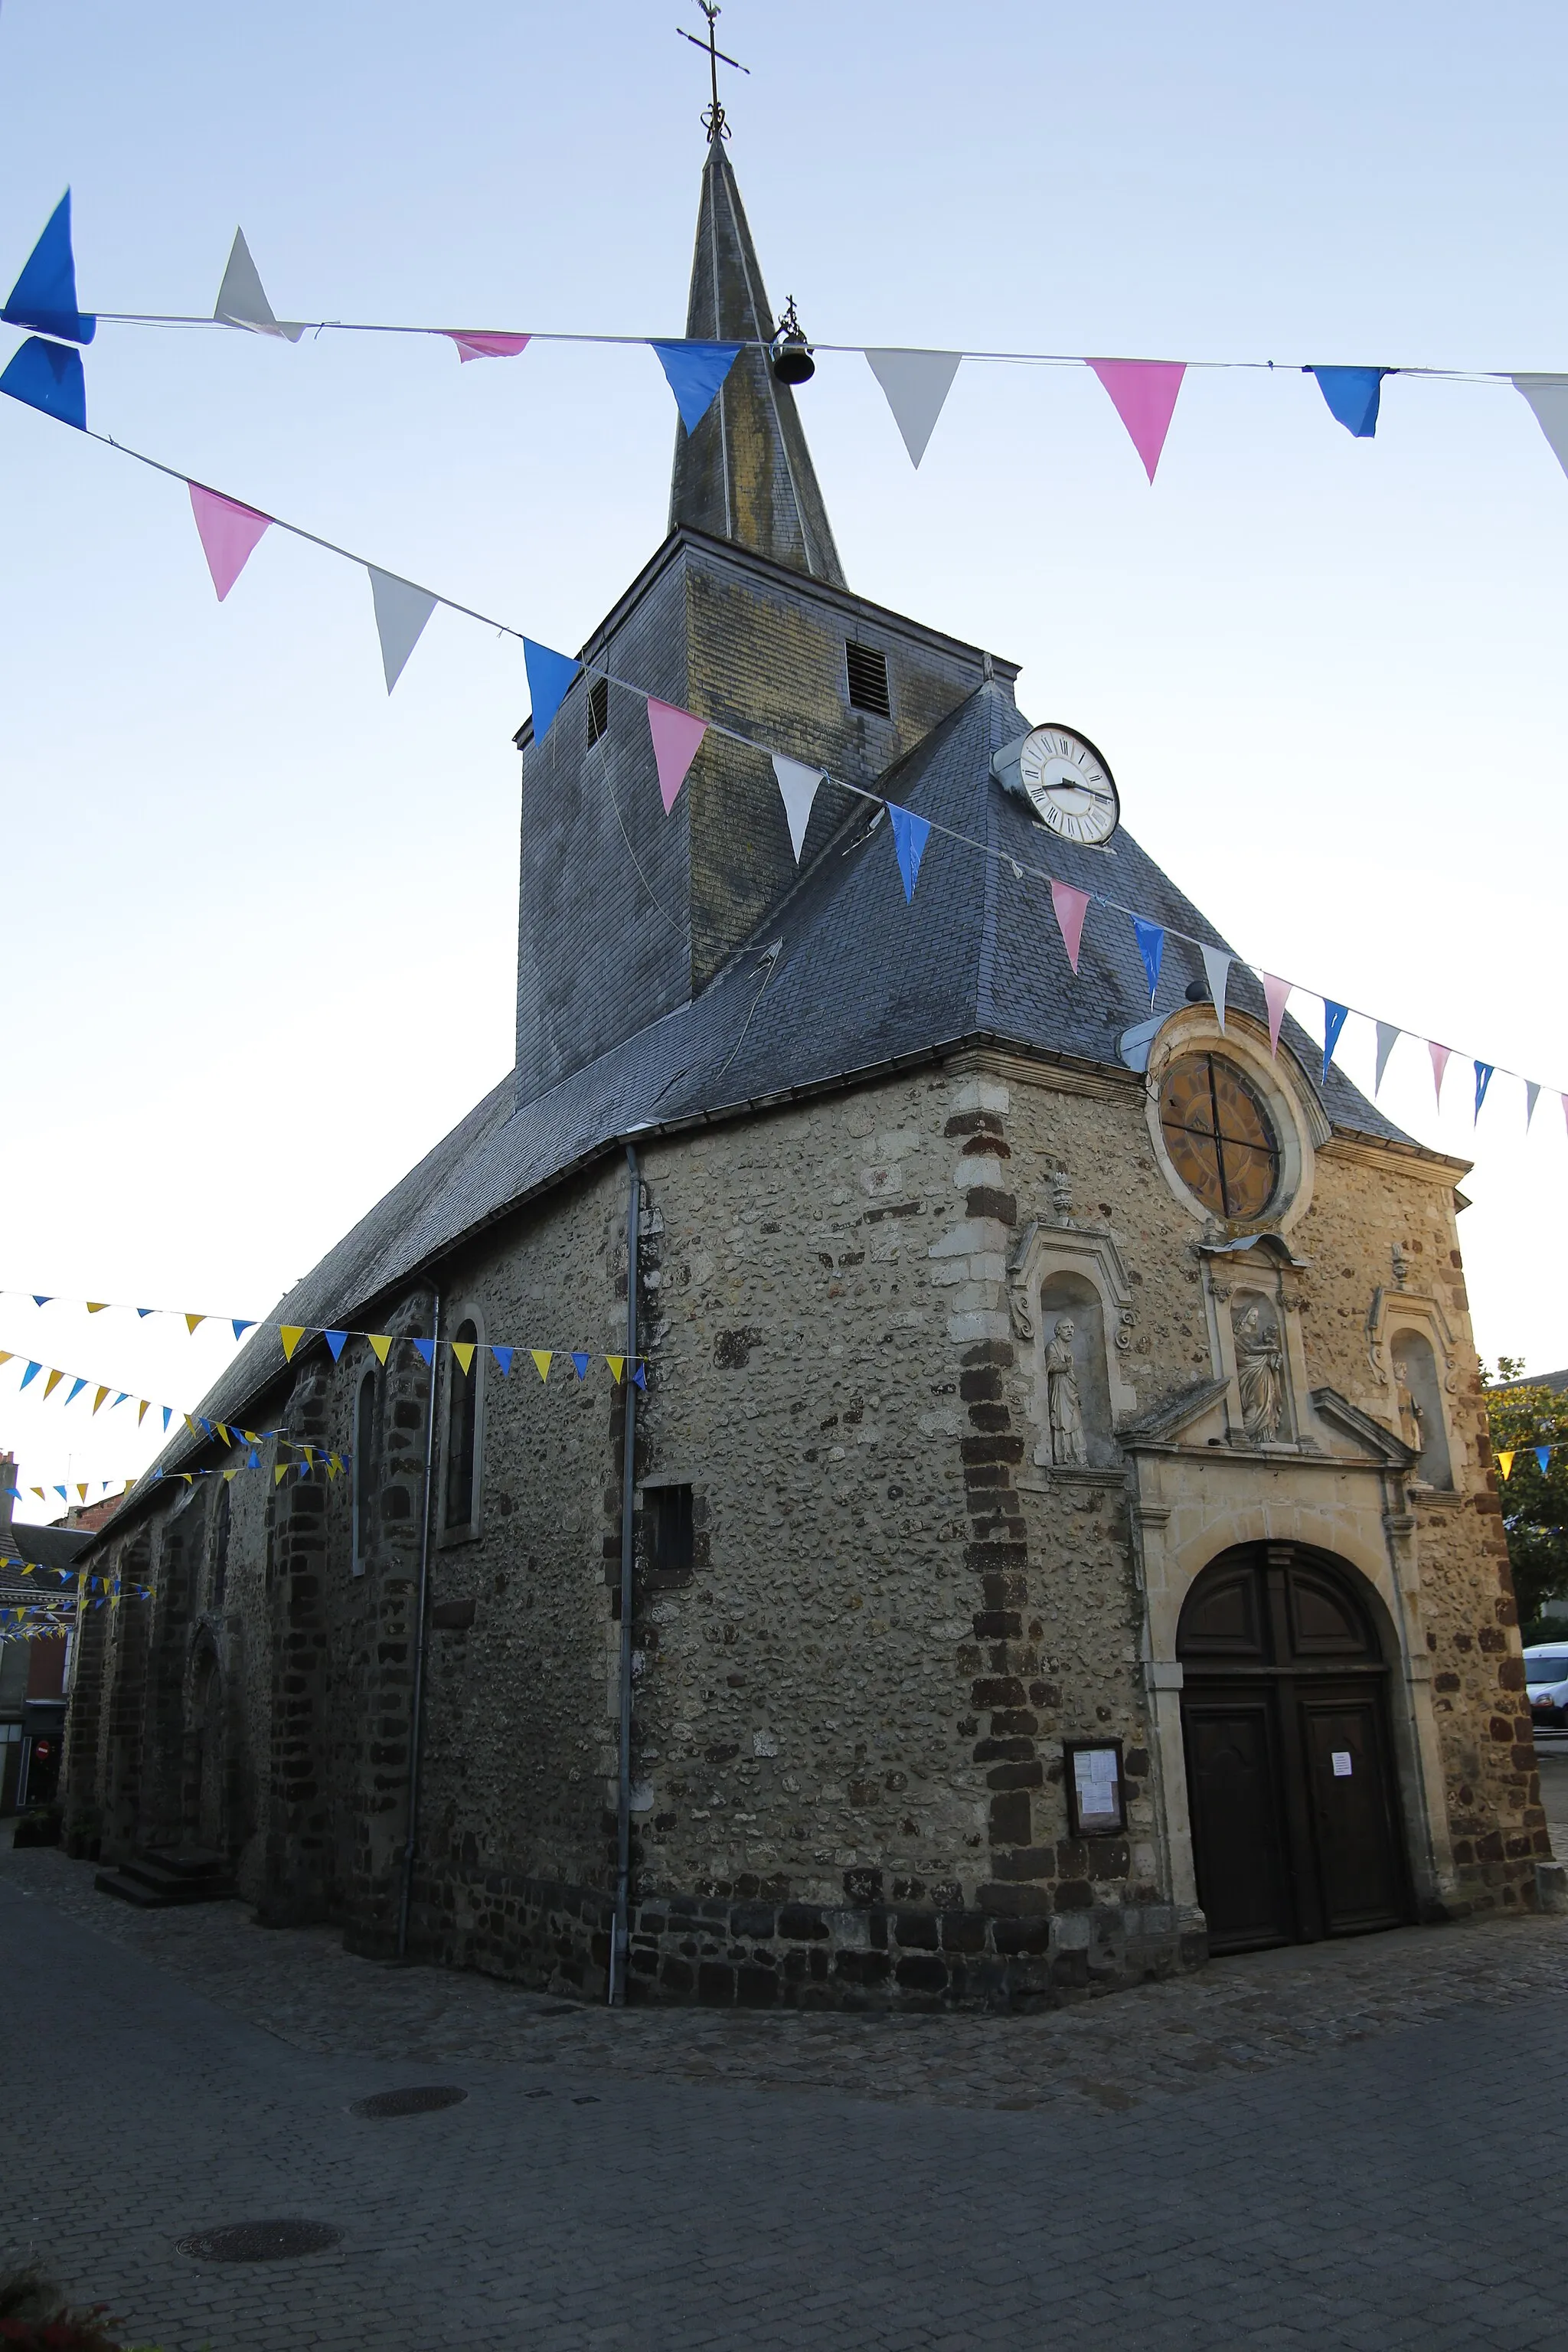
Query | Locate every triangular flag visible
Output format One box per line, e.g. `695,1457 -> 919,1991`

43,1369 -> 64,1398
1088,359 -> 1186,482
65,1377 -> 87,1404
490,1344 -> 514,1375
1374,1022 -> 1400,1095
137,1400 -> 150,1425
368,567 -> 438,694
2,191 -> 95,344
323,1330 -> 348,1361
1429,1042 -> 1452,1106
1474,1060 -> 1494,1122
1498,1449 -> 1515,1480
410,1338 -> 435,1367
20,1361 -> 41,1388
632,1363 -> 648,1391
0,336 -> 87,431
888,803 -> 932,902
1526,1080 -> 1541,1130
279,1325 -> 305,1361
522,639 -> 581,744
213,227 -> 305,341
215,1423 -> 230,1445
772,755 -> 825,861
1200,943 -> 1232,1031
607,1355 -> 626,1383
531,1349 -> 553,1380
85,1300 -> 107,1313
1511,376 -> 1568,480
1537,1446 -> 1552,1475
54,1485 -> 66,1499
162,1406 -> 172,1429
92,1387 -> 108,1413
31,1295 -> 51,1306
224,1467 -> 239,1484
188,483 -> 272,602
1312,366 -> 1387,439
452,1341 -> 476,1375
647,698 -> 707,814
444,330 -> 531,363
185,1313 -> 205,1335
1262,975 -> 1291,1057
864,348 -> 963,467
1049,881 -> 1089,974
275,1463 -> 288,1485
76,1483 -> 87,1502
233,1319 -> 254,1340
368,1334 -> 393,1364
136,1306 -> 154,1318
187,1415 -> 203,1437
572,1351 -> 590,1380
651,339 -> 743,432
1322,1001 -> 1351,1083
1132,917 -> 1165,1008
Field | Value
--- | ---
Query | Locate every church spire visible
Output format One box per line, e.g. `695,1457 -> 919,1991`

668,137 -> 847,587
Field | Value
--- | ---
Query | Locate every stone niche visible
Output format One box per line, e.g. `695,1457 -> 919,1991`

1367,1273 -> 1459,1491
1199,1233 -> 1312,1450
1008,1204 -> 1138,1472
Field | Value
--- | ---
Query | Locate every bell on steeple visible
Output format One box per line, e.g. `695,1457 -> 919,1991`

769,296 -> 815,387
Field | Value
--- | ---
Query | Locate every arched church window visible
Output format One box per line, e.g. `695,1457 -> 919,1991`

1158,1054 -> 1279,1221
444,1319 -> 480,1531
352,1369 -> 379,1572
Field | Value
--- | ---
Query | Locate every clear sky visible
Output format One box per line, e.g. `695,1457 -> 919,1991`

2,0 -> 1566,1520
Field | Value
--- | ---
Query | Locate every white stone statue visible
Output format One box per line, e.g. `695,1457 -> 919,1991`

1044,1317 -> 1087,1466
1234,1300 -> 1285,1442
1393,1357 -> 1425,1458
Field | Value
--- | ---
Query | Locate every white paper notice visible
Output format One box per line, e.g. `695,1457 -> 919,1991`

1074,1749 -> 1120,1817
1331,1751 -> 1353,1778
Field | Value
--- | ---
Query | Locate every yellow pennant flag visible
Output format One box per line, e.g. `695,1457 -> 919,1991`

325,1459 -> 338,1481
76,1483 -> 87,1501
185,1314 -> 205,1335
86,1301 -> 108,1315
215,1423 -> 230,1446
92,1386 -> 109,1414
43,1367 -> 64,1399
280,1327 -> 305,1361
452,1341 -> 476,1376
185,1415 -> 201,1439
301,1446 -> 315,1467
137,1400 -> 150,1426
0,1352 -> 11,1367
223,1468 -> 238,1483
243,1429 -> 260,1445
531,1349 -> 553,1381
30,1486 -> 44,1501
606,1355 -> 626,1383
275,1464 -> 288,1486
368,1334 -> 393,1364
1498,1449 -> 1515,1480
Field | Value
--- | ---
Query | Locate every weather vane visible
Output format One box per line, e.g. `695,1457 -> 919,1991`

677,1 -> 749,142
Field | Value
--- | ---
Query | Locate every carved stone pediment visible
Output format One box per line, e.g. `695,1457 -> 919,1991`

1310,1386 -> 1420,1470
1119,1377 -> 1232,1449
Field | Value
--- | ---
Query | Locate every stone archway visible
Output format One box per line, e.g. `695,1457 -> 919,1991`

1178,1543 -> 1412,1954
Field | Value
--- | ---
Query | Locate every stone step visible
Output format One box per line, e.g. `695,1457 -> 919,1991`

94,1850 -> 237,1908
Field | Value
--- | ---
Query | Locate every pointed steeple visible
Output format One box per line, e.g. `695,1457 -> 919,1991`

669,140 -> 846,586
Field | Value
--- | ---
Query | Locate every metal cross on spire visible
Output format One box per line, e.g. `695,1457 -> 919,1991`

677,1 -> 749,142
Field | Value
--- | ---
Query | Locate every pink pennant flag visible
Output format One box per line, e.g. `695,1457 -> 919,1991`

189,482 -> 273,602
444,331 -> 531,364
1429,1041 -> 1452,1106
646,697 -> 707,815
1087,359 -> 1187,483
1262,974 -> 1291,1057
1049,880 -> 1089,973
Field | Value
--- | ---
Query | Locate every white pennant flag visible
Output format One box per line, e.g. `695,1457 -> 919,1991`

864,349 -> 963,468
1526,1079 -> 1541,1130
368,568 -> 438,694
1513,375 -> 1568,479
1374,1021 -> 1400,1095
772,753 -> 825,862
1199,943 -> 1232,1031
214,228 -> 305,343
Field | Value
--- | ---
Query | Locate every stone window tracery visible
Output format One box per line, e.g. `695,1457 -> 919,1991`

1158,1054 -> 1280,1221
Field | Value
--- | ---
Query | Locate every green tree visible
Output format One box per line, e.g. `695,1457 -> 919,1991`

1483,1359 -> 1568,1637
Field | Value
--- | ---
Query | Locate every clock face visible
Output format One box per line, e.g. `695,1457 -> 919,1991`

1016,725 -> 1120,846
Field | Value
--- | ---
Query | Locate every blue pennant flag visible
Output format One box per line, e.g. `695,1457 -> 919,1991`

1132,917 -> 1165,1008
1537,1446 -> 1551,1475
632,1363 -> 648,1391
20,1361 -> 41,1389
247,1449 -> 260,1468
198,1416 -> 213,1433
162,1406 -> 172,1429
323,1329 -> 348,1361
232,1319 -> 254,1341
651,339 -> 743,433
491,1344 -> 514,1376
1474,1060 -> 1494,1121
136,1306 -> 154,1318
572,1350 -> 590,1380
0,335 -> 87,431
522,638 -> 581,745
410,1338 -> 435,1367
1321,1001 -> 1351,1082
3,192 -> 95,344
887,802 -> 932,903
1311,366 -> 1388,439
54,1485 -> 67,1501
66,1377 -> 87,1404
31,1294 -> 51,1306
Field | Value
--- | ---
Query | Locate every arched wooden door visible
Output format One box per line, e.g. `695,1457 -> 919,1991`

1178,1544 -> 1411,1953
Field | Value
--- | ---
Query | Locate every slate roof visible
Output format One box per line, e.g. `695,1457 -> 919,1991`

116,678 -> 1440,1517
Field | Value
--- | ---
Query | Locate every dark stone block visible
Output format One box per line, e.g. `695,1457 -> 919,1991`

988,1710 -> 1039,1737
961,1340 -> 1016,1370
779,1903 -> 827,1939
974,1736 -> 1035,1763
990,1846 -> 1055,1881
986,1760 -> 1043,1791
989,1788 -> 1031,1844
965,1187 -> 1017,1224
737,1965 -> 778,2007
895,1953 -> 949,1994
697,1961 -> 736,2004
842,1866 -> 883,1906
1089,1840 -> 1131,1880
978,1883 -> 1050,1916
972,1611 -> 1023,1639
959,1368 -> 1004,1403
992,1915 -> 1051,1956
893,1909 -> 939,1949
659,1956 -> 694,1993
973,1677 -> 1027,1710
834,1949 -> 891,1987
730,1902 -> 776,1937
1054,1880 -> 1093,1910
940,1910 -> 988,1952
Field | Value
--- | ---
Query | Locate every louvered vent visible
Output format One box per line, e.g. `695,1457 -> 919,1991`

845,642 -> 891,718
586,674 -> 610,744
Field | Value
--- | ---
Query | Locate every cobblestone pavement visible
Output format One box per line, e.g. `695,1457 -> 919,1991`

4,1848 -> 1568,2350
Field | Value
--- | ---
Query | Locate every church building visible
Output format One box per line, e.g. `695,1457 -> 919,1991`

60,127 -> 1549,2007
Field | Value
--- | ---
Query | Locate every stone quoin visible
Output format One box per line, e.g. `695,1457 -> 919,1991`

60,132 -> 1549,2008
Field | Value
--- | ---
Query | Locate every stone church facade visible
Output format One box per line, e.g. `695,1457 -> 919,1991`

61,136 -> 1549,2008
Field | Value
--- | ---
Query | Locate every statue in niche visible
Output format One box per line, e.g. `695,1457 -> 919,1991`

1044,1318 -> 1088,1466
1233,1298 -> 1285,1442
1393,1356 -> 1425,1457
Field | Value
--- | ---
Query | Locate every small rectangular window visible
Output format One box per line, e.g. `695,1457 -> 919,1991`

645,1484 -> 694,1577
845,642 -> 891,718
586,674 -> 610,744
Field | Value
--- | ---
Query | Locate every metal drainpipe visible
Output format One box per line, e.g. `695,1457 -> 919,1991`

609,1145 -> 640,2004
397,1283 -> 442,1960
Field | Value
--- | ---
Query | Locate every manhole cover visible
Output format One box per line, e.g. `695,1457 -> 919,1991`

178,2220 -> 342,2263
349,2084 -> 469,2119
